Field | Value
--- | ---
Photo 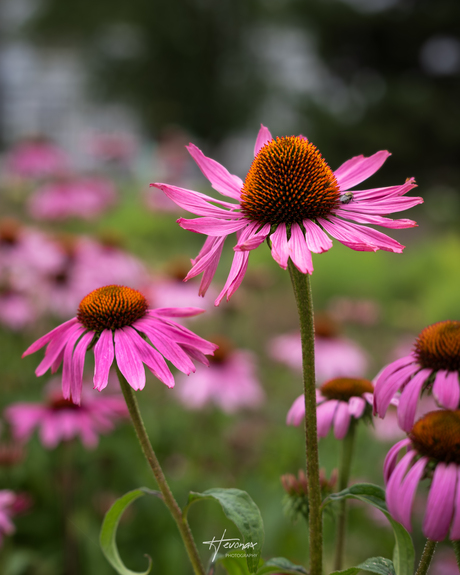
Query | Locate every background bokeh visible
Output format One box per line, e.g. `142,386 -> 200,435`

0,0 -> 459,573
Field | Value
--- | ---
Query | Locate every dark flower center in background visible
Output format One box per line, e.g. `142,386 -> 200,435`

320,377 -> 373,402
414,321 -> 460,371
410,410 -> 460,464
240,136 -> 340,225
208,335 -> 233,364
0,218 -> 21,246
77,285 -> 148,332
49,396 -> 80,411
314,312 -> 340,339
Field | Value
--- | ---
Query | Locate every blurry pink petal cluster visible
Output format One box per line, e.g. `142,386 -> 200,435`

151,124 -> 422,305
28,177 -> 116,221
176,338 -> 264,413
287,377 -> 374,439
0,490 -> 30,547
23,285 -> 218,404
5,382 -> 128,449
5,138 -> 69,180
88,132 -> 137,166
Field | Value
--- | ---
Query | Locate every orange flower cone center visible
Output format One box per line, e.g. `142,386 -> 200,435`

240,136 -> 340,225
414,321 -> 460,372
320,377 -> 374,402
410,410 -> 460,464
77,285 -> 148,332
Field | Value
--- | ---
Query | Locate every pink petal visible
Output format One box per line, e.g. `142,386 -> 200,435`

286,395 -> 305,426
397,456 -> 428,532
23,317 -> 78,357
254,124 -> 273,156
383,438 -> 412,484
177,216 -> 247,236
62,325 -> 87,400
397,368 -> 432,432
35,332 -> 72,376
288,223 -> 314,274
333,401 -> 351,439
433,370 -> 460,410
215,250 -> 249,305
448,467 -> 460,539
423,463 -> 457,541
152,182 -> 239,215
334,150 -> 391,190
71,331 -> 93,405
114,329 -> 146,391
303,219 -> 333,253
335,209 -> 418,229
352,179 -> 417,201
318,217 -> 377,252
125,327 -> 174,388
94,329 -> 115,391
348,396 -> 366,418
199,238 -> 225,296
386,450 -> 416,525
186,143 -> 243,200
327,216 -> 405,253
234,222 -> 271,251
185,236 -> 226,281
317,400 -> 339,437
374,362 -> 419,418
150,307 -> 206,318
270,223 -> 290,269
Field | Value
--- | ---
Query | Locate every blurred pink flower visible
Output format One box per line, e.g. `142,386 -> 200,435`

88,132 -> 137,166
287,377 -> 374,439
0,490 -> 30,547
177,337 -> 264,413
374,321 -> 460,432
5,137 -> 69,179
151,124 -> 421,305
28,177 -> 116,220
0,290 -> 39,331
384,410 -> 460,541
5,384 -> 128,449
23,285 -> 217,404
429,548 -> 459,575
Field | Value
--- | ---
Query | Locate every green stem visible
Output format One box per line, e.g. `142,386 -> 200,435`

288,261 -> 322,575
333,419 -> 357,571
452,540 -> 460,570
116,366 -> 206,575
415,539 -> 437,575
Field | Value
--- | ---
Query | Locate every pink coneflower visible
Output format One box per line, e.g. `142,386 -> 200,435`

384,410 -> 460,541
0,490 -> 29,547
5,137 -> 69,179
176,337 -> 264,413
151,124 -> 422,305
269,314 -> 368,384
23,285 -> 218,404
5,384 -> 128,449
287,377 -> 374,439
374,321 -> 460,432
88,132 -> 137,166
28,177 -> 116,220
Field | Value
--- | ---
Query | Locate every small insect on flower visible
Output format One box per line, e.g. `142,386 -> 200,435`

339,192 -> 354,204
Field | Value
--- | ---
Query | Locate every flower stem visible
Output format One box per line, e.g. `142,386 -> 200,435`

333,419 -> 357,571
116,366 -> 206,575
452,540 -> 460,570
288,261 -> 322,575
415,539 -> 437,575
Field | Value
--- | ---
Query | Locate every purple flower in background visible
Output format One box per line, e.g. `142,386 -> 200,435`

0,490 -> 30,547
384,410 -> 460,541
23,285 -> 218,404
5,137 -> 69,179
151,124 -> 422,305
374,321 -> 460,431
287,377 -> 374,439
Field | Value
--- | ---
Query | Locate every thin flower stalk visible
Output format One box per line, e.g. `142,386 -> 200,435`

415,539 -> 437,575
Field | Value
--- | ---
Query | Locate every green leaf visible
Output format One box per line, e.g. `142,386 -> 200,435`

213,553 -> 251,575
186,488 -> 264,573
329,556 -> 396,575
100,487 -> 160,575
322,483 -> 414,575
255,557 -> 308,574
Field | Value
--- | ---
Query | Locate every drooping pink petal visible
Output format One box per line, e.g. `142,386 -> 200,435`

185,236 -> 226,281
150,307 -> 205,318
334,150 -> 391,191
318,217 -> 377,252
317,400 -> 339,437
448,468 -> 460,539
94,329 -> 115,391
348,396 -> 366,418
303,219 -> 333,253
35,331 -> 73,376
23,317 -> 78,357
180,344 -> 210,367
177,216 -> 247,236
270,224 -> 290,269
335,209 -> 418,229
374,363 -> 420,418
234,222 -> 271,251
286,395 -> 305,426
152,182 -> 239,215
71,331 -> 94,405
351,179 -> 417,201
383,438 -> 412,484
186,143 -> 243,200
148,318 -> 218,355
114,329 -> 146,391
397,456 -> 428,532
326,217 -> 405,253
433,370 -> 460,410
288,223 -> 314,274
254,124 -> 273,156
338,194 -> 423,215
397,368 -> 432,432
333,401 -> 352,439
215,250 -> 250,306
386,450 -> 416,525
62,325 -> 87,400
423,463 -> 457,541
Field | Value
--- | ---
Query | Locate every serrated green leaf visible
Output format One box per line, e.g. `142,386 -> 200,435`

100,487 -> 160,575
186,488 -> 264,573
255,556 -> 308,574
322,483 -> 414,575
329,556 -> 396,575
